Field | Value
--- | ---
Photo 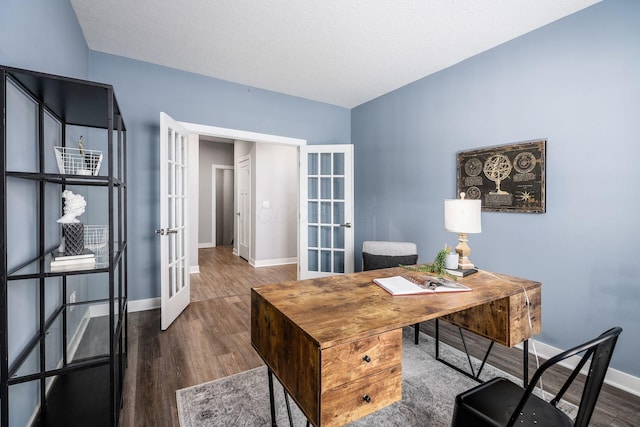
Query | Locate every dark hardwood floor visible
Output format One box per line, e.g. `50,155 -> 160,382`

120,247 -> 640,426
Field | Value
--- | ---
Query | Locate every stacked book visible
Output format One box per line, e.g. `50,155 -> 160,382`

443,267 -> 478,277
50,249 -> 95,271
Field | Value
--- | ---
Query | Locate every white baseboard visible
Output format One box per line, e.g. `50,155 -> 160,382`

189,265 -> 200,274
67,307 -> 92,361
518,339 -> 640,397
129,297 -> 161,312
252,257 -> 297,268
198,242 -> 215,248
83,298 -> 161,317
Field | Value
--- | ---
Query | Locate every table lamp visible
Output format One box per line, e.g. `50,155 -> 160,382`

444,192 -> 481,269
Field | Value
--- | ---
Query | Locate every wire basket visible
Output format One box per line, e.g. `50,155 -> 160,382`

54,146 -> 103,176
84,225 -> 109,267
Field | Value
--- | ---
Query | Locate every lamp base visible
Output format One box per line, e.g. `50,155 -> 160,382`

455,233 -> 475,270
457,257 -> 475,270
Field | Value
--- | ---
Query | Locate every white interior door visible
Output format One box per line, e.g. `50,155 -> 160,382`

299,145 -> 354,279
158,112 -> 190,330
237,155 -> 251,260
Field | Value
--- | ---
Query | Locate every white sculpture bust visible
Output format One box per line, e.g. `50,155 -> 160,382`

57,190 -> 86,223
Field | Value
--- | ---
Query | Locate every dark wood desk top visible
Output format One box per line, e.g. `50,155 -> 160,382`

252,267 -> 541,349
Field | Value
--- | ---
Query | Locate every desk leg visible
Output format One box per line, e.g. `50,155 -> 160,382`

434,319 -> 493,383
267,368 -> 310,427
267,368 -> 278,427
523,339 -> 529,388
435,319 -> 440,358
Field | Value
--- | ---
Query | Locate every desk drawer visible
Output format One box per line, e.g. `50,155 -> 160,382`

320,365 -> 402,426
321,329 -> 402,390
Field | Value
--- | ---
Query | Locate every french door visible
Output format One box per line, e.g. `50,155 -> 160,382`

158,112 -> 190,330
299,145 -> 354,279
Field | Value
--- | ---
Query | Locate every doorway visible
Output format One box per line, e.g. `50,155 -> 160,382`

212,165 -> 234,247
184,121 -> 306,273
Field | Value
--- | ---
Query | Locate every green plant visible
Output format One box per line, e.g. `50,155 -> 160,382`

402,246 -> 453,277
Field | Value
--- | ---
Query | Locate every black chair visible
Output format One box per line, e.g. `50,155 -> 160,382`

361,241 -> 422,344
451,326 -> 622,427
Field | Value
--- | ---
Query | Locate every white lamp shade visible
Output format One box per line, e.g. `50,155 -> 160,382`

444,199 -> 482,233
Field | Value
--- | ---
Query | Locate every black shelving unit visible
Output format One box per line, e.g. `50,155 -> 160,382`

1,65 -> 127,426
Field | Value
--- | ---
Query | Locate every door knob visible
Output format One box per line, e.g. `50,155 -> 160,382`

340,223 -> 352,228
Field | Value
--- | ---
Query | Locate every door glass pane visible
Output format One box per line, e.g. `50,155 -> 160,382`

179,163 -> 185,196
167,130 -> 174,161
168,231 -> 174,262
308,201 -> 318,223
333,153 -> 344,175
333,226 -> 344,249
308,177 -> 318,199
333,202 -> 344,224
320,251 -> 331,272
168,161 -> 174,197
179,135 -> 186,165
168,196 -> 174,228
308,250 -> 318,271
176,260 -> 183,292
174,133 -> 180,165
168,265 -> 175,297
334,251 -> 344,273
320,226 -> 331,248
333,177 -> 344,200
320,202 -> 331,224
308,153 -> 318,175
308,225 -> 318,247
176,197 -> 182,232
320,153 -> 331,175
179,226 -> 185,260
320,178 -> 331,199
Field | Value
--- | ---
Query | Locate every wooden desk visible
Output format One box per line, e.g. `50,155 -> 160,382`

251,268 -> 541,426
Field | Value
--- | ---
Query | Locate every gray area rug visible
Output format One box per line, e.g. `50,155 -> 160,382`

177,328 -> 576,426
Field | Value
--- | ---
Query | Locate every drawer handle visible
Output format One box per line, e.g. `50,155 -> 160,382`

362,394 -> 372,403
362,355 -> 371,363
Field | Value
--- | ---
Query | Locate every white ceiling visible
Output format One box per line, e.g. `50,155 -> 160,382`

70,0 -> 601,109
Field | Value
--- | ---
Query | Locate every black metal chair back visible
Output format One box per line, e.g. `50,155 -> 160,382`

452,326 -> 622,427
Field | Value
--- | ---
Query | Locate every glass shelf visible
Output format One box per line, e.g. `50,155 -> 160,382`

6,171 -> 124,187
6,246 -> 125,280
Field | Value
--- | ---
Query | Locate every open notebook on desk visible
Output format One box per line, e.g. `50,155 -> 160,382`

374,274 -> 471,296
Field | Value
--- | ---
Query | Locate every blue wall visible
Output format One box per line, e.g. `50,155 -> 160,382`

0,0 -> 88,78
353,0 -> 640,376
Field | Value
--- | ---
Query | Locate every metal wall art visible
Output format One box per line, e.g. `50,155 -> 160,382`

456,139 -> 546,213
